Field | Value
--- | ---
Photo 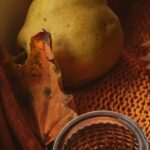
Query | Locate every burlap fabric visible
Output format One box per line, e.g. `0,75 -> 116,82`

69,0 -> 150,142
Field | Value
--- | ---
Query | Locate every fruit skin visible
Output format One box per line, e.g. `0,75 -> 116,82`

17,0 -> 124,87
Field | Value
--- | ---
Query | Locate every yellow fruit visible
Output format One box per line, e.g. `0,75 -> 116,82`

17,0 -> 123,87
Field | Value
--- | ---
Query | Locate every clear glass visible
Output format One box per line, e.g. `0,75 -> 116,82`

53,110 -> 149,150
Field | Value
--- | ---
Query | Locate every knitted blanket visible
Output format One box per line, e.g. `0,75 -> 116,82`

0,0 -> 149,149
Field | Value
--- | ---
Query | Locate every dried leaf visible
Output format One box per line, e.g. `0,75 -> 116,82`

14,31 -> 77,144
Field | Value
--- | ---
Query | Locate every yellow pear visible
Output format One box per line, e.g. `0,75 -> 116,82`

17,0 -> 123,87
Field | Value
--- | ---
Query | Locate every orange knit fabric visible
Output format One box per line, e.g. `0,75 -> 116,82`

0,1 -> 149,149
69,0 -> 150,142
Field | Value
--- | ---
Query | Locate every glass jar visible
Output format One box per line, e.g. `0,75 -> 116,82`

53,110 -> 149,150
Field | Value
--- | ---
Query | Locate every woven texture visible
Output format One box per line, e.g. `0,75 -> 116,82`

0,1 -> 149,149
68,0 -> 150,142
64,123 -> 139,150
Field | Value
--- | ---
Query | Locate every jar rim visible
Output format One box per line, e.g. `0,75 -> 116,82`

53,110 -> 149,150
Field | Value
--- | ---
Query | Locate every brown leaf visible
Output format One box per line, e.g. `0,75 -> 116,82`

14,30 -> 77,145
